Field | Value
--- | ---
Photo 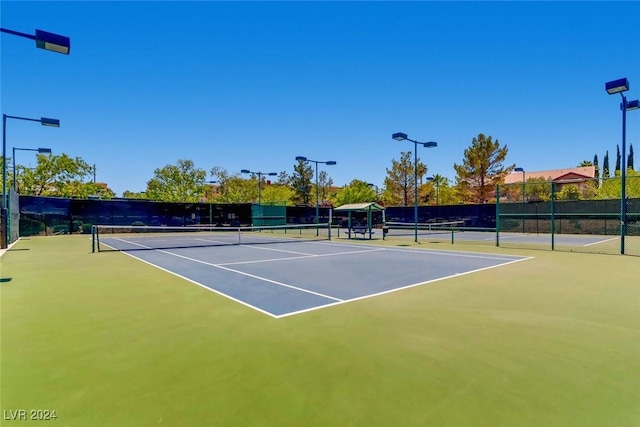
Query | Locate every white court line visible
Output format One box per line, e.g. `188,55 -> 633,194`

218,247 -> 386,266
102,236 -> 532,319
313,240 -> 522,261
101,239 -> 279,318
491,233 -> 538,241
241,245 -> 316,256
212,264 -> 342,302
108,237 -> 343,303
583,236 -> 619,247
276,256 -> 534,318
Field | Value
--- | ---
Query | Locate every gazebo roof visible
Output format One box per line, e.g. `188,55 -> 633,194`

334,202 -> 385,212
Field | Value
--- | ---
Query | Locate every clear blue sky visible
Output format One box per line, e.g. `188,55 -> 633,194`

2,1 -> 639,197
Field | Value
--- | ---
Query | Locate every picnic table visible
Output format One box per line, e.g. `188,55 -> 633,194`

349,225 -> 375,239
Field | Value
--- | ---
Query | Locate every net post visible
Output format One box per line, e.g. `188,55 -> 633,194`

495,184 -> 500,247
92,225 -> 95,253
92,225 -> 101,253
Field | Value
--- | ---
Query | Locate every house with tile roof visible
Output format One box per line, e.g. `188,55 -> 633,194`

503,166 -> 597,200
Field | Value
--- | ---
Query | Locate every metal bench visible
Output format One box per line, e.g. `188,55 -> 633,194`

349,226 -> 375,239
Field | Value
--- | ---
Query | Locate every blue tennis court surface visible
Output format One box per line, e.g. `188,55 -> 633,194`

100,237 -> 531,318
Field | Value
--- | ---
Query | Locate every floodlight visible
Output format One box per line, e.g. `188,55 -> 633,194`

392,132 -> 408,141
35,29 -> 71,54
626,99 -> 640,110
606,78 -> 629,95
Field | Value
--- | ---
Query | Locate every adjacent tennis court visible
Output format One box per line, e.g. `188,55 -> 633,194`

383,221 -> 621,247
95,224 -> 530,317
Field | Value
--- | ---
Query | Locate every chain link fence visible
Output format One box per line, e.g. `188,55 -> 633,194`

497,175 -> 640,255
13,174 -> 640,257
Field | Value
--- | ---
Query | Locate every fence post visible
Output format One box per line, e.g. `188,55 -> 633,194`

550,182 -> 555,251
0,207 -> 7,248
495,184 -> 500,247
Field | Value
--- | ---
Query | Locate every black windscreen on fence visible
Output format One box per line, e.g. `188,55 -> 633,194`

15,194 -> 640,255
385,203 -> 497,228
18,197 -> 497,237
19,196 -> 253,236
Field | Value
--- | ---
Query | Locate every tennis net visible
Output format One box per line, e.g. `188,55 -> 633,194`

384,220 -> 466,236
92,223 -> 331,252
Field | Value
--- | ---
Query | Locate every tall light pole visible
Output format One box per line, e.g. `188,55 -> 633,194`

240,169 -> 277,207
295,156 -> 336,224
605,77 -> 639,254
1,27 -> 69,248
12,147 -> 52,191
392,132 -> 437,243
2,115 -> 60,248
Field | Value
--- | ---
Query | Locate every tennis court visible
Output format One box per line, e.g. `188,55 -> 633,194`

3,233 -> 639,427
383,221 -> 621,247
96,224 -> 530,317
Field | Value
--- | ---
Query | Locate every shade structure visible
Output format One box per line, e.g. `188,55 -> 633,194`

334,202 -> 386,240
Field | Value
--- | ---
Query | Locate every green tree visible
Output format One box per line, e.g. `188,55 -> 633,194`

628,144 -> 634,170
382,151 -> 426,206
241,173 -> 282,204
0,157 -> 9,189
145,159 -> 207,202
593,154 -> 599,181
453,133 -> 514,203
289,159 -> 313,205
578,160 -> 593,167
603,151 -> 610,178
525,177 -> 552,202
556,184 -> 581,200
60,181 -> 115,199
596,170 -> 640,199
210,166 -> 255,203
122,190 -> 147,199
334,179 -> 376,205
424,174 -> 459,205
218,176 -> 255,203
17,153 -> 101,197
581,180 -> 598,200
260,184 -> 296,206
276,171 -> 289,185
615,144 -> 621,176
315,170 -> 334,207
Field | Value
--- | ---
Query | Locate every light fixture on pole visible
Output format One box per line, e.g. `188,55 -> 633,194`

1,27 -> 70,54
605,77 -> 639,254
1,25 -> 68,248
241,169 -> 277,207
295,156 -> 337,224
2,115 -> 60,248
12,147 -> 52,191
392,132 -> 437,243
